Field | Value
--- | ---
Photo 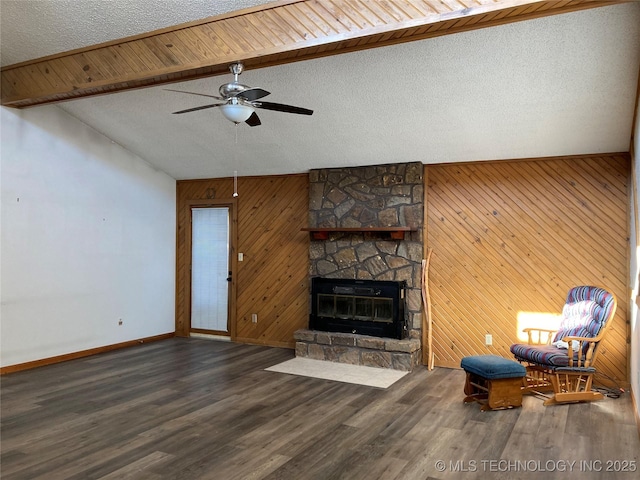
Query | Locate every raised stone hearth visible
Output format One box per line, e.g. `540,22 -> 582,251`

294,329 -> 421,371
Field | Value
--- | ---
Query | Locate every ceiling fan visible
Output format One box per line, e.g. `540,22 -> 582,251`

166,62 -> 313,126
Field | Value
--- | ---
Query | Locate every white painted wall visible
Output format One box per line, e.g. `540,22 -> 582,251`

1,105 -> 176,367
631,91 -> 640,422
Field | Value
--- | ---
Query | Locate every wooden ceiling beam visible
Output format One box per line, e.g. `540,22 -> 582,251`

0,0 -> 627,108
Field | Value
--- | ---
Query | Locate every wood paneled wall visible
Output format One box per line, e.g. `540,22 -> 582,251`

176,174 -> 309,348
425,154 -> 630,382
175,153 -> 630,378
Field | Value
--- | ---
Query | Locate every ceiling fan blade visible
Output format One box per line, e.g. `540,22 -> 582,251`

255,101 -> 313,116
237,88 -> 270,101
165,89 -> 225,101
172,104 -> 222,114
245,112 -> 261,127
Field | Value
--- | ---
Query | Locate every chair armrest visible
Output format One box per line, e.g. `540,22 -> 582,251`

560,335 -> 597,367
522,327 -> 557,345
560,335 -> 596,343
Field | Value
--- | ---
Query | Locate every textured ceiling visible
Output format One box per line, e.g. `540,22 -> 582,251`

2,1 -> 639,180
0,0 -> 274,67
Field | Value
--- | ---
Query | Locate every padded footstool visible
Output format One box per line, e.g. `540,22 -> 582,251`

461,355 -> 526,411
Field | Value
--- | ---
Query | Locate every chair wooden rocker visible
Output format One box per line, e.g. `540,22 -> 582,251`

510,286 -> 617,406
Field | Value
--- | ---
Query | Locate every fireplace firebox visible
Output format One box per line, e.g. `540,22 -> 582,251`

310,277 -> 407,339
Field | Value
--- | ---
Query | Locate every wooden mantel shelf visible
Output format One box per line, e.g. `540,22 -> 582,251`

301,227 -> 415,240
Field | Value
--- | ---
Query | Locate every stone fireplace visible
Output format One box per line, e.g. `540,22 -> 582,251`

295,162 -> 424,371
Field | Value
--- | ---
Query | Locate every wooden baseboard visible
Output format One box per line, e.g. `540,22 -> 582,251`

232,336 -> 295,349
0,332 -> 175,375
435,359 -> 461,369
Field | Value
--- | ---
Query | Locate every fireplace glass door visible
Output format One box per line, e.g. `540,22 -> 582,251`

310,277 -> 406,339
318,294 -> 393,323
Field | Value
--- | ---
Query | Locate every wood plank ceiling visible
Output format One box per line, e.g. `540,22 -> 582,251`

0,0 -> 627,108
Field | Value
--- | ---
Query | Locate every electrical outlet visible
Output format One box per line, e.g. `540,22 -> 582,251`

485,334 -> 492,346
251,313 -> 258,324
238,252 -> 244,261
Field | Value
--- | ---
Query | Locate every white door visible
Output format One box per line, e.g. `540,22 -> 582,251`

190,207 -> 230,333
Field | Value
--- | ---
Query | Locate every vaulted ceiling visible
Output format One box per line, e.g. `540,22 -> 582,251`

2,0 -> 639,179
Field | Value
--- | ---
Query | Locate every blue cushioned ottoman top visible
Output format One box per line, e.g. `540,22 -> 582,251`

461,355 -> 526,379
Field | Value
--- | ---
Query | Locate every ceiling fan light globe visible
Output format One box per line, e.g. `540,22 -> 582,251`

219,104 -> 254,123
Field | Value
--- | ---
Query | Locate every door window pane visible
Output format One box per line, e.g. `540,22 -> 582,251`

191,207 -> 229,332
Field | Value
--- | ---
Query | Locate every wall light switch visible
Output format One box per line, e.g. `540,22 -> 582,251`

485,334 -> 493,346
238,252 -> 244,261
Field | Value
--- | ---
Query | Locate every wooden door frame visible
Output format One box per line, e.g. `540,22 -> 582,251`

184,199 -> 238,340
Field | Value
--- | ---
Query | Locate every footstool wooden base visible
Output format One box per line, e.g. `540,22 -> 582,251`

461,355 -> 526,411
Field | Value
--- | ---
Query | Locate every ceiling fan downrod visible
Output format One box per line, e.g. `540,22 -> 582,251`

219,63 -> 250,98
229,62 -> 244,81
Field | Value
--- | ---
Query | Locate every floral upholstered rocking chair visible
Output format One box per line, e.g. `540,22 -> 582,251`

510,286 -> 617,406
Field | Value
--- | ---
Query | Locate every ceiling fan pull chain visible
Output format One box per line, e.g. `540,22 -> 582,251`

233,124 -> 239,197
233,170 -> 239,198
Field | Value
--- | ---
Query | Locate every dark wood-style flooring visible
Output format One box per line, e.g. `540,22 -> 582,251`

1,338 -> 638,480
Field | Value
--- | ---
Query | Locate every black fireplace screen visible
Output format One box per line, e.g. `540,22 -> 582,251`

318,294 -> 393,322
310,278 -> 406,339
